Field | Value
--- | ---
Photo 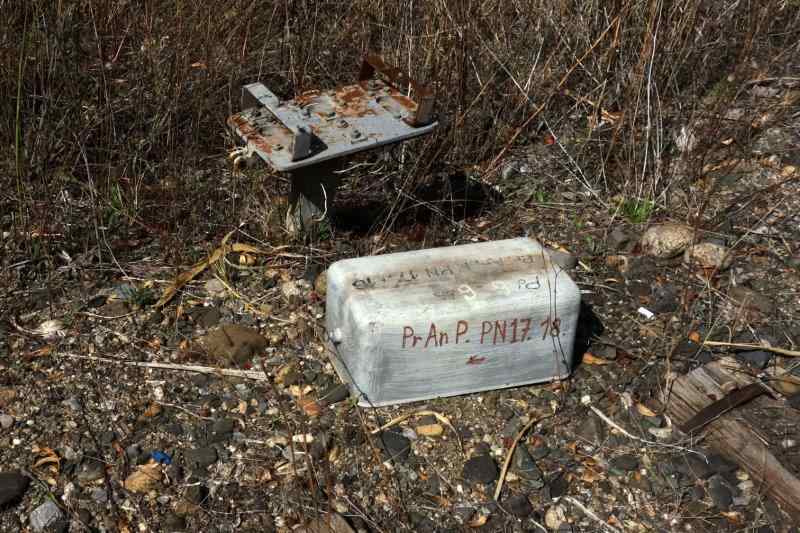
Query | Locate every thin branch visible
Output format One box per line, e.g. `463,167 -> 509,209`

58,352 -> 268,380
703,341 -> 800,358
589,406 -> 707,460
494,414 -> 549,501
564,496 -> 623,533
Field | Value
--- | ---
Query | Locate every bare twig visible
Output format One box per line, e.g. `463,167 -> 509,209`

58,353 -> 268,380
369,409 -> 463,453
703,341 -> 800,358
589,406 -> 707,460
494,414 -> 548,501
79,310 -> 137,320
484,15 -> 620,176
564,496 -> 623,533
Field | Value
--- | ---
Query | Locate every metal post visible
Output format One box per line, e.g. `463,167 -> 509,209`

286,160 -> 341,233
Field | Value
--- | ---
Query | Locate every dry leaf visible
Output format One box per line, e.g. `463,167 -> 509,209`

580,467 -> 604,483
299,398 -> 322,417
155,229 -> 268,307
124,461 -> 162,493
231,243 -> 267,255
147,337 -> 162,350
32,446 -> 61,473
635,403 -> 657,417
582,352 -> 610,365
566,441 -> 579,454
142,402 -> 162,418
155,251 -> 221,307
468,514 -> 489,527
28,345 -> 54,358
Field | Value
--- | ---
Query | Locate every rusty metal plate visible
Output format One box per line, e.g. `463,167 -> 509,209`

227,77 -> 437,172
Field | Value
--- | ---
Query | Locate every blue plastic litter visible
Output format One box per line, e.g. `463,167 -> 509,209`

151,451 -> 172,465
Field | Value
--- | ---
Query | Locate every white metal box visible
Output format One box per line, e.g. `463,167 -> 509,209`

325,238 -> 581,406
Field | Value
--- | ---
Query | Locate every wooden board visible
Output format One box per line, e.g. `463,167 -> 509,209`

665,358 -> 800,520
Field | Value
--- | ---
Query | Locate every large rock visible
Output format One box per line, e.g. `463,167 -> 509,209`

640,223 -> 695,258
0,471 -> 30,507
200,324 -> 267,365
29,500 -> 63,532
683,242 -> 732,270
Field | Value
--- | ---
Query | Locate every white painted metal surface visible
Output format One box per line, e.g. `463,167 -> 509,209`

325,238 -> 582,406
228,80 -> 437,172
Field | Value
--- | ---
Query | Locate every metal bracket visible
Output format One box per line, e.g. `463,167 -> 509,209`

229,55 -> 437,172
358,54 -> 435,127
241,83 -> 313,161
227,55 -> 438,232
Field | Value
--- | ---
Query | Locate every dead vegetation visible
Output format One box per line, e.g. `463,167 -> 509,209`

2,0 -> 799,244
2,1 -> 800,532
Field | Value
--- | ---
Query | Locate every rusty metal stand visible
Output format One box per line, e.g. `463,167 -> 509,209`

227,55 -> 437,234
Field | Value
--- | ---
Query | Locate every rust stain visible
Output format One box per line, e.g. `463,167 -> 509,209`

227,114 -> 272,154
336,106 -> 376,118
336,84 -> 366,104
295,90 -> 320,106
390,93 -> 417,110
333,84 -> 372,118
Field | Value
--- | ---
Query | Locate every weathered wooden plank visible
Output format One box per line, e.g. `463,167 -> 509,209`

666,358 -> 800,520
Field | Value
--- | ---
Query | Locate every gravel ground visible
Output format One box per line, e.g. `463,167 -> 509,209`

1,72 -> 799,533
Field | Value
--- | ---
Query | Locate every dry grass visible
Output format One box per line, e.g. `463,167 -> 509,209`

1,0 -> 799,241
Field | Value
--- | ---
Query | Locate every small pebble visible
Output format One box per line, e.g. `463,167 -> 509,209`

0,413 -> 14,429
